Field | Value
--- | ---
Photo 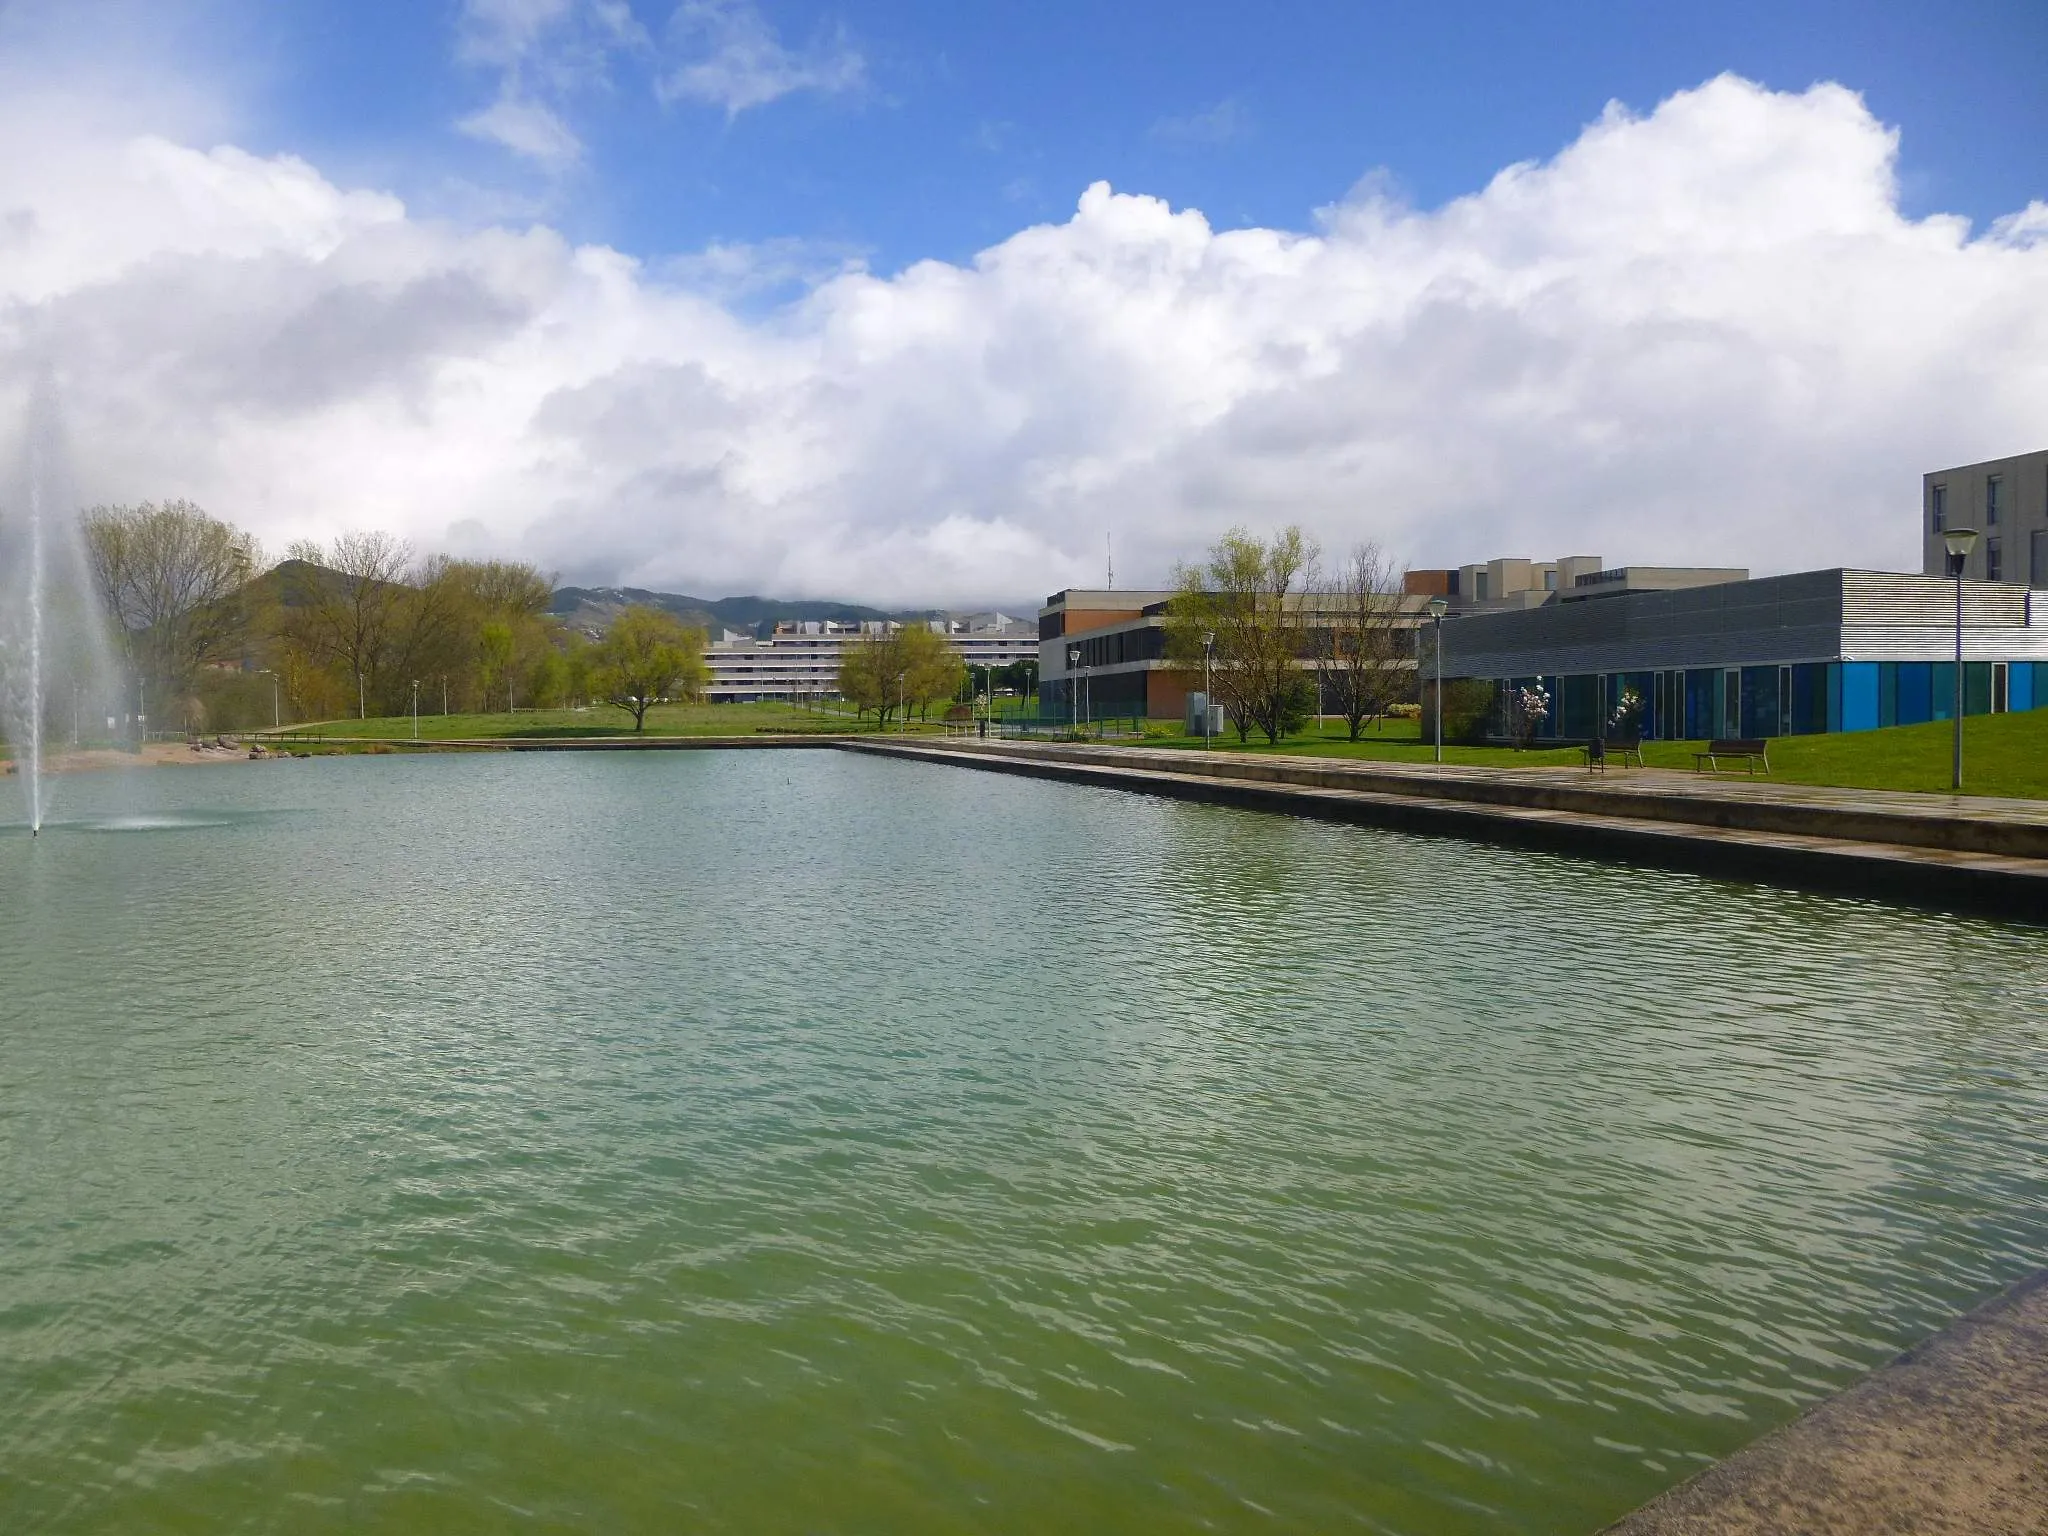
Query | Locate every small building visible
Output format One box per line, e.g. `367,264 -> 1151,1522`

1922,448 -> 2048,587
1436,568 -> 2048,741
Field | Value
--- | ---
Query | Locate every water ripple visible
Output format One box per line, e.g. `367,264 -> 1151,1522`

1,750 -> 2044,1534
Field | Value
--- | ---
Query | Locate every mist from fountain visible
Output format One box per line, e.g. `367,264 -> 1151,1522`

1,375 -> 123,835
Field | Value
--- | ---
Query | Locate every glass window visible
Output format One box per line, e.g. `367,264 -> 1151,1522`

2033,530 -> 2048,590
1930,483 -> 1946,532
1986,476 -> 2002,525
1543,570 -> 1559,592
1987,537 -> 2003,582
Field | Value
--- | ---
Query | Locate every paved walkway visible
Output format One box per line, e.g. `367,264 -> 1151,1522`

848,739 -> 2048,918
1603,1269 -> 2048,1535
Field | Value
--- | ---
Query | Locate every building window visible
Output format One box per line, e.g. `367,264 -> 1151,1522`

1986,476 -> 2002,526
1543,570 -> 1559,592
1930,484 -> 1946,533
1987,536 -> 2003,583
1475,571 -> 1490,601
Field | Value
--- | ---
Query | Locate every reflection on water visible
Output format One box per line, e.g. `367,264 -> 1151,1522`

1,750 -> 2044,1534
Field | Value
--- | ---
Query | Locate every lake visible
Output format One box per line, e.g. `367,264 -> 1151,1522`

3,749 -> 2044,1532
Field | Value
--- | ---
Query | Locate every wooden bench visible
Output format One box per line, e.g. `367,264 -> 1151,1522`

1583,735 -> 1644,770
1694,737 -> 1770,775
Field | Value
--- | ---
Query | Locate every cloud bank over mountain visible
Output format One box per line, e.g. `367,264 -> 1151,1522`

0,72 -> 2042,605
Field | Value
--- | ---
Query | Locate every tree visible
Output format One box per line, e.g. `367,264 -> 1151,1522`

84,500 -> 259,725
281,531 -> 413,718
838,627 -> 905,727
1314,542 -> 1413,741
592,605 -> 706,730
1163,525 -> 1319,744
476,621 -> 516,712
900,624 -> 966,723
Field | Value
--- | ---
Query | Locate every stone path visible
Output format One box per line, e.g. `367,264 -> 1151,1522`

1602,1270 -> 2048,1535
848,739 -> 2048,918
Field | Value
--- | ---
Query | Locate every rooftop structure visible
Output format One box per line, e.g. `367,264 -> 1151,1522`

1403,555 -> 1748,612
1922,448 -> 2048,586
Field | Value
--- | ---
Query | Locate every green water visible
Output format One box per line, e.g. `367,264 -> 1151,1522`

2,750 -> 2045,1534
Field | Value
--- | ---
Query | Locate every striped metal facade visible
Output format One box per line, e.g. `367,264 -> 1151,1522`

1439,569 -> 2048,680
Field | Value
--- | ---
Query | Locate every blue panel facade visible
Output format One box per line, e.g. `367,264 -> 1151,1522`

2014,663 -> 2037,713
1841,662 -> 1879,732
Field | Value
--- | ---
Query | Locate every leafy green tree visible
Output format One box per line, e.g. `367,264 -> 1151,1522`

593,606 -> 706,731
1163,525 -> 1318,744
837,628 -> 904,727
901,624 -> 966,722
476,621 -> 516,712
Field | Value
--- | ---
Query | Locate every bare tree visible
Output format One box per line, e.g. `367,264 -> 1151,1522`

282,531 -> 413,718
84,501 -> 260,723
1315,542 -> 1412,741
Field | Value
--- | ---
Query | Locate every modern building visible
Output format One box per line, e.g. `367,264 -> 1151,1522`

1037,587 -> 1438,720
1435,568 -> 2048,741
1922,448 -> 2048,587
1037,590 -> 1178,719
705,616 -> 1038,703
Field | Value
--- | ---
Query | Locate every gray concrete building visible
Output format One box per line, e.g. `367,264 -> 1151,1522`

1437,569 -> 2048,741
1922,447 -> 2048,586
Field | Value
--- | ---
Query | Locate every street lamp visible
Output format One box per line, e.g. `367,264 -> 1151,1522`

1943,527 -> 1979,791
1201,630 -> 1215,749
1073,643 -> 1089,741
257,669 -> 280,729
411,678 -> 421,741
1427,597 -> 1450,765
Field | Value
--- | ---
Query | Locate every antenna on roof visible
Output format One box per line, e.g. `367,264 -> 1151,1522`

1106,532 -> 1114,591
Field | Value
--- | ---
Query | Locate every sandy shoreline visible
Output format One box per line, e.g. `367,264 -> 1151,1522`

4,741 -> 274,774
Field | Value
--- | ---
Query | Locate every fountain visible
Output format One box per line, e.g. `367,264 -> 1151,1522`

0,374 -> 121,834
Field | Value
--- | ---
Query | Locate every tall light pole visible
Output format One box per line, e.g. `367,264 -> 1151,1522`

258,668 -> 279,729
411,678 -> 421,741
1201,630 -> 1214,749
1944,528 -> 1979,792
1427,597 -> 1450,765
1068,645 -> 1081,735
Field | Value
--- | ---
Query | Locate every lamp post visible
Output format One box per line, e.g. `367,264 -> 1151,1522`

1427,597 -> 1450,764
1073,643 -> 1089,741
411,678 -> 421,741
1944,528 -> 1980,792
258,669 -> 279,729
1201,630 -> 1214,748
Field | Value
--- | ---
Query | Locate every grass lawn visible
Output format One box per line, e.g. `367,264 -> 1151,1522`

1141,711 -> 2048,799
270,701 -> 930,741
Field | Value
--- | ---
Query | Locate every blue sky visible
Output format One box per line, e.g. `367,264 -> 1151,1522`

212,0 -> 2047,273
3,0 -> 2044,601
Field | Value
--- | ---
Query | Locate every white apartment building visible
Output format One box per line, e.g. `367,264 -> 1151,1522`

704,616 -> 1038,702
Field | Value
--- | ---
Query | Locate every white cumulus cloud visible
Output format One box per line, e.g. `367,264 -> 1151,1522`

1,74 -> 2044,607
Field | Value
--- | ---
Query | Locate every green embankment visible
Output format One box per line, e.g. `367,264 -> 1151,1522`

1145,710 -> 2048,800
241,700 -> 2048,799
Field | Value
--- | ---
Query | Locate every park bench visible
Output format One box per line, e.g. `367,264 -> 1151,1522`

1694,737 -> 1770,775
1582,735 -> 1644,771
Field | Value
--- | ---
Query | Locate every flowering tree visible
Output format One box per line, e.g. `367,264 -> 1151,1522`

1510,682 -> 1551,749
1608,687 -> 1643,738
